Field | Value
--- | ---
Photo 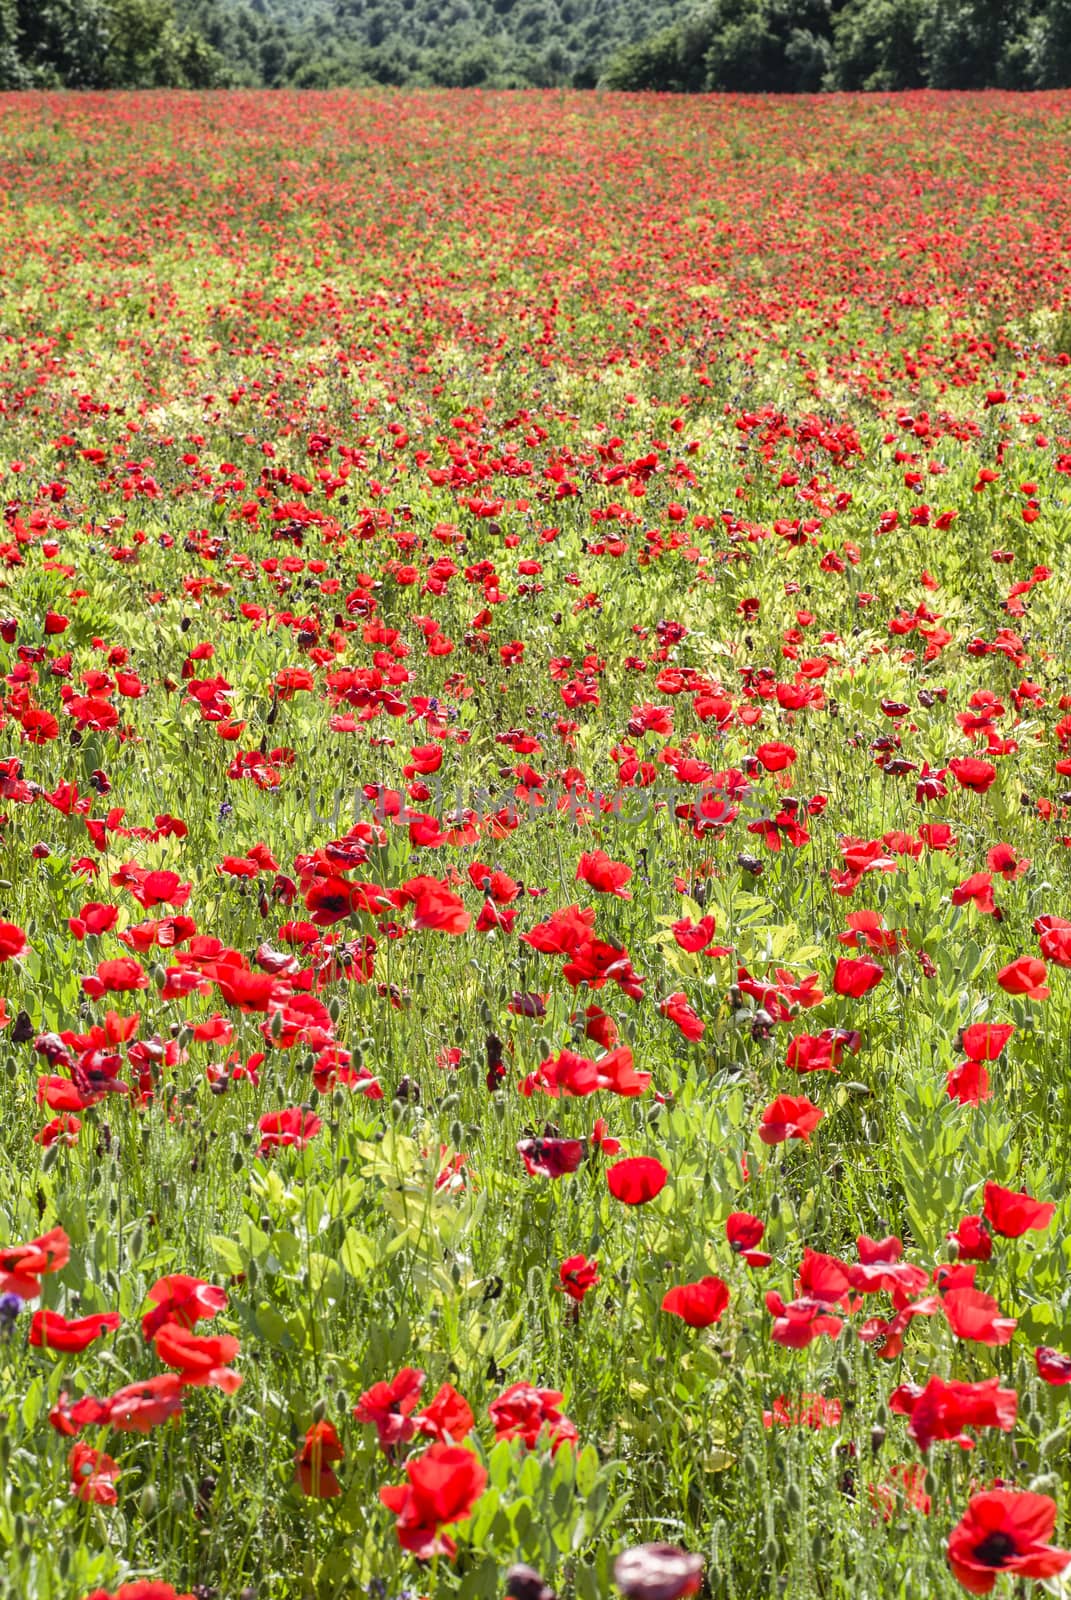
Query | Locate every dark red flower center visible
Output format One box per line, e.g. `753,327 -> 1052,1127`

972,1530 -> 1018,1568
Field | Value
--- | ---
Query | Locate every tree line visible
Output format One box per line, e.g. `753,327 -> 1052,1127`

1,0 -> 1068,91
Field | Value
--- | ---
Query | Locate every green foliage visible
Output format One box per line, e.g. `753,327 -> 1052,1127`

602,0 -> 1071,90
4,0 -> 1071,89
831,0 -> 928,90
8,0 -> 227,87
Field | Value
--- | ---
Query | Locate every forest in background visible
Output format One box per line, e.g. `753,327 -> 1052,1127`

1,0 -> 1070,98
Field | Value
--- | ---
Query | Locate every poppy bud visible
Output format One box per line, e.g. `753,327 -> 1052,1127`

613,1543 -> 704,1600
506,1566 -> 557,1600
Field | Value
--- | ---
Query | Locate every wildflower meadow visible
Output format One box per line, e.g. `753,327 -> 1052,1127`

1,86 -> 1071,1600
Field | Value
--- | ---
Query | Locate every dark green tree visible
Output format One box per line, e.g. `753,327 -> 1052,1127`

831,0 -> 927,87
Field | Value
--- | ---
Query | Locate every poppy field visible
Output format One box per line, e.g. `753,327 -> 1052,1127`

3,85 -> 1071,1600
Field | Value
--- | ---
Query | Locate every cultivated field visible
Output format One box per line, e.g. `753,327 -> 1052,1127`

1,87 -> 1071,1600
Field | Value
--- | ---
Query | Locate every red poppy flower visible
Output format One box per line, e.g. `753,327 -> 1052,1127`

889,1374 -> 1016,1452
379,1443 -> 487,1559
0,1225 -> 71,1299
762,1393 -> 842,1430
82,957 -> 149,998
661,1275 -> 730,1328
832,957 -> 884,999
606,1155 -> 668,1205
758,1094 -> 824,1144
29,1309 -> 120,1353
659,992 -> 704,1040
153,1325 -> 243,1392
353,1366 -> 426,1450
947,1216 -> 992,1261
982,1181 -> 1055,1238
753,742 -> 796,773
80,1584 -> 193,1599
295,1419 -> 344,1498
947,757 -> 997,794
947,1061 -> 992,1104
0,921 -> 29,962
996,957 -> 1049,1000
489,1382 -> 577,1452
558,1254 -> 600,1303
576,849 -> 632,899
670,915 -> 726,955
1036,1347 -> 1071,1386
947,1489 -> 1071,1593
394,876 -> 471,934
518,1137 -> 587,1179
726,1211 -> 765,1252
765,1291 -> 842,1348
97,1374 -> 185,1433
412,1383 -> 475,1444
257,1107 -> 322,1156
943,1287 -> 1016,1345
141,1275 -> 228,1340
69,1442 -> 120,1504
1037,916 -> 1071,968
961,1023 -> 1014,1061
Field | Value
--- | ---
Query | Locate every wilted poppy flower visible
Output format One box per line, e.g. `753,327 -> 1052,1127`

607,1155 -> 668,1205
946,1489 -> 1071,1593
661,1276 -> 729,1328
295,1419 -> 344,1498
613,1542 -> 703,1599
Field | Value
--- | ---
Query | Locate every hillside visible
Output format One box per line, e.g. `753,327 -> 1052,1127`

176,0 -> 692,87
2,0 -> 1069,90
